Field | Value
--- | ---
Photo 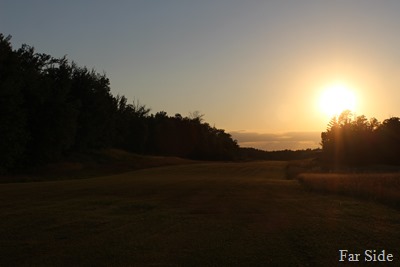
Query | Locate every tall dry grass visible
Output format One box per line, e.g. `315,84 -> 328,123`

297,172 -> 400,208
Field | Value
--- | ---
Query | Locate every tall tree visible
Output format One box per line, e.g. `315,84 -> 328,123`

0,34 -> 28,172
70,66 -> 117,150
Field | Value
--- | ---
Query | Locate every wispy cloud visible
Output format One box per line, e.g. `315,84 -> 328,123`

230,131 -> 321,151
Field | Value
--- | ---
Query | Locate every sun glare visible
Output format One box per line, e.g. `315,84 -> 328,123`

319,82 -> 356,117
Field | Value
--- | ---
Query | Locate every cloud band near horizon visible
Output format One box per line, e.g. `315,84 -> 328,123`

230,131 -> 321,151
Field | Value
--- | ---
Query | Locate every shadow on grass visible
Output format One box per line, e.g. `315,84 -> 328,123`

0,149 -> 198,183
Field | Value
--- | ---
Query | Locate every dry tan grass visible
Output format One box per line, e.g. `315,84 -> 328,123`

297,172 -> 400,207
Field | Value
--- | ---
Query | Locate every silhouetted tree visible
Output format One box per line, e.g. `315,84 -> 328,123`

376,117 -> 400,164
321,110 -> 400,166
26,57 -> 79,163
70,66 -> 117,150
114,96 -> 150,153
0,34 -> 28,172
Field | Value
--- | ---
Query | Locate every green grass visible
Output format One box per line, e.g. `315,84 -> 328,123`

1,161 -> 400,266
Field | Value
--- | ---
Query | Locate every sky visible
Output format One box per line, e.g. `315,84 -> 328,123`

2,1 -> 400,150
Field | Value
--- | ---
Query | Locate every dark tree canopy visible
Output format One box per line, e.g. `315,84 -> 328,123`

321,110 -> 400,166
0,34 -> 28,171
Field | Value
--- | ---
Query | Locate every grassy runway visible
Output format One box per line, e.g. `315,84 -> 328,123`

1,161 -> 400,266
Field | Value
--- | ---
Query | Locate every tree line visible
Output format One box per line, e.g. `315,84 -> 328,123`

0,34 -> 239,173
321,110 -> 400,166
239,147 -> 320,161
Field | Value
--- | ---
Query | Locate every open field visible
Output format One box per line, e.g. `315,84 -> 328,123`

1,161 -> 400,266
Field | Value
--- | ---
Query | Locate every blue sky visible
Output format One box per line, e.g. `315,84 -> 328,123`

2,1 -> 400,150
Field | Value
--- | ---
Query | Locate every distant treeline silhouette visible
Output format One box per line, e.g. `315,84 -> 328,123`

321,110 -> 400,166
0,34 -> 241,172
239,147 -> 320,161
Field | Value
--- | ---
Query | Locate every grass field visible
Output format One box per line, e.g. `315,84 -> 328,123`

1,161 -> 400,266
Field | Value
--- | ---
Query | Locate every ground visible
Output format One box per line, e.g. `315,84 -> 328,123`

1,161 -> 399,266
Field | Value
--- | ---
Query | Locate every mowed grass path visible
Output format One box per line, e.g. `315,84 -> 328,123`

1,162 -> 400,266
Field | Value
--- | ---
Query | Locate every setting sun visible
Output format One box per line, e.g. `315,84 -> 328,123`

319,82 -> 357,117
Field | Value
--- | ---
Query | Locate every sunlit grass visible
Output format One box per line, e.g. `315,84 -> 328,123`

297,172 -> 400,207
